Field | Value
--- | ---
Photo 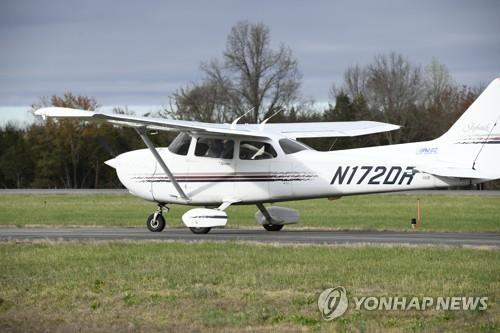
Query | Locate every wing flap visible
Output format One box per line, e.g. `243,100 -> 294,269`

239,121 -> 400,139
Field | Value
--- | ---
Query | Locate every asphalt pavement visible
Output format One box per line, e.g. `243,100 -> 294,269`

0,227 -> 498,247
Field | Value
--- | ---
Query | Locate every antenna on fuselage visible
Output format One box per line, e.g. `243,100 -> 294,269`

259,108 -> 285,130
230,108 -> 254,129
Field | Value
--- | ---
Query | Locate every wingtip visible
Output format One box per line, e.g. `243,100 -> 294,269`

34,108 -> 50,120
32,107 -> 96,118
34,108 -> 48,116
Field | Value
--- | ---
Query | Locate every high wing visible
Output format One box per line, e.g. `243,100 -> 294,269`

34,107 -> 400,139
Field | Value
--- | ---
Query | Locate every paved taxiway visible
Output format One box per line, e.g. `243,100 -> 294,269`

0,228 -> 498,247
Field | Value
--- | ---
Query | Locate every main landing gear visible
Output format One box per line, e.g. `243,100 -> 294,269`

146,204 -> 168,232
255,203 -> 300,231
256,203 -> 285,232
262,224 -> 284,232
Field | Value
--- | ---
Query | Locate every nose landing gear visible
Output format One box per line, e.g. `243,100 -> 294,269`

146,204 -> 168,232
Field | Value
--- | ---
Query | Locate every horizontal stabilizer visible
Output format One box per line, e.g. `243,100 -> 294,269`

416,165 -> 498,180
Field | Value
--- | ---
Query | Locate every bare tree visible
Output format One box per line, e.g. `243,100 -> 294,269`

419,59 -> 458,139
165,80 -> 234,123
201,21 -> 301,122
329,54 -> 486,146
365,53 -> 423,143
330,65 -> 368,100
424,59 -> 455,109
329,53 -> 427,144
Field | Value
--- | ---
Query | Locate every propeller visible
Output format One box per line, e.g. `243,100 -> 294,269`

95,135 -> 117,158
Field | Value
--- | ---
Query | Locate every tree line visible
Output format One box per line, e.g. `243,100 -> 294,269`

0,21 -> 489,188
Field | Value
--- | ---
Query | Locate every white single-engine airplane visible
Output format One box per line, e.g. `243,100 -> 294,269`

35,78 -> 500,234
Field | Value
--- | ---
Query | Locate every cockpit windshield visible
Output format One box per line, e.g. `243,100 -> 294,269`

278,138 -> 312,154
168,132 -> 192,155
239,141 -> 277,160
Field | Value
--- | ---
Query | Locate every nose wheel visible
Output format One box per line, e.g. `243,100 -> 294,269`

146,204 -> 168,232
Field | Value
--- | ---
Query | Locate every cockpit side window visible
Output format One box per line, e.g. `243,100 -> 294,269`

168,132 -> 192,156
279,138 -> 311,154
195,137 -> 234,159
239,141 -> 277,160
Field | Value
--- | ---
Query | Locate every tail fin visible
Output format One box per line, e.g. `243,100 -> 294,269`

438,78 -> 500,143
432,78 -> 500,179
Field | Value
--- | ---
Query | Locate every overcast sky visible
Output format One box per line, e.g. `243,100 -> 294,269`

1,0 -> 499,122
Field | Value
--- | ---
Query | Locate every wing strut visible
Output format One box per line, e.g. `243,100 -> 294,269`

256,203 -> 278,223
135,128 -> 190,201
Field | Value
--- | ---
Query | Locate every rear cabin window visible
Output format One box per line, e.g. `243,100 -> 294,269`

168,132 -> 192,156
279,138 -> 310,154
195,137 -> 234,159
239,141 -> 277,160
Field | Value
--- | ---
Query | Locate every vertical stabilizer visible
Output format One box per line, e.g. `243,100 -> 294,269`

435,78 -> 500,177
439,78 -> 500,143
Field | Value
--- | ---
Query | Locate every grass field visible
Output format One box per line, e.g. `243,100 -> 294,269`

0,241 -> 498,332
0,193 -> 499,232
1,193 -> 498,332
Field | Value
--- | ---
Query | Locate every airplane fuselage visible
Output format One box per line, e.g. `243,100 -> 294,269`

109,136 -> 476,206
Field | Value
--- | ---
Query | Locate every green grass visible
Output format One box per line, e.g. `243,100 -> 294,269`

0,242 -> 498,332
0,193 -> 499,232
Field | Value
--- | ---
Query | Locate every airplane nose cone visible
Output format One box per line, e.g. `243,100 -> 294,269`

104,157 -> 119,169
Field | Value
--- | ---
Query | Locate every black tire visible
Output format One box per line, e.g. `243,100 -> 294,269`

146,214 -> 166,232
263,224 -> 284,231
189,227 -> 211,234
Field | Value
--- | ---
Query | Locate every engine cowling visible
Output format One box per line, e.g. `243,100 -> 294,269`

182,208 -> 228,228
255,206 -> 300,225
